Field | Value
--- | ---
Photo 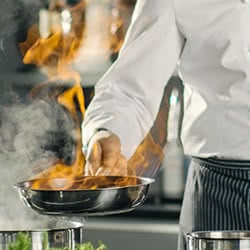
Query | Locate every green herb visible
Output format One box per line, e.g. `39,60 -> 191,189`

76,241 -> 108,250
48,241 -> 108,250
8,232 -> 32,250
42,232 -> 49,250
49,248 -> 68,250
7,232 -> 108,250
95,241 -> 108,250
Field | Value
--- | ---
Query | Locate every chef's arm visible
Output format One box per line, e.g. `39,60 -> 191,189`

82,0 -> 185,161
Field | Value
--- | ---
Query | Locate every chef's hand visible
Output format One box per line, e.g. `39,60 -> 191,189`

84,131 -> 128,176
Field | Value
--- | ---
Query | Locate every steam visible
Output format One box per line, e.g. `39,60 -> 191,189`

0,88 -> 80,230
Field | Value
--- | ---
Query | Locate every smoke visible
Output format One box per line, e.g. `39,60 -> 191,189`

0,0 -> 86,231
0,96 -> 75,170
0,87 -> 79,230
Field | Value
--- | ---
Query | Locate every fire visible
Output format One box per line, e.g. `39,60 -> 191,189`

19,0 -> 141,190
128,134 -> 164,177
19,0 -> 87,188
18,0 -> 163,191
127,90 -> 169,177
31,176 -> 139,191
19,0 -> 86,76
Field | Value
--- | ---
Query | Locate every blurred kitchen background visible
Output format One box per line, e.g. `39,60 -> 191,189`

0,0 -> 191,249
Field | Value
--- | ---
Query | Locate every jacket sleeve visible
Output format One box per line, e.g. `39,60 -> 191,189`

82,0 -> 185,159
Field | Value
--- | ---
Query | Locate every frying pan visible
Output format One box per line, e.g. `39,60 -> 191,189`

14,176 -> 154,216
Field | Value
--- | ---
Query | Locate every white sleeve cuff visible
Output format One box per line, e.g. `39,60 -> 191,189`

82,128 -> 113,159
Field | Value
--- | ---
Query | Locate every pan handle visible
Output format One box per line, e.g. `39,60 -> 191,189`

17,189 -> 32,208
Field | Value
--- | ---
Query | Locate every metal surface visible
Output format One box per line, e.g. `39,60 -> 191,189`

186,231 -> 250,250
0,221 -> 84,250
15,176 -> 154,216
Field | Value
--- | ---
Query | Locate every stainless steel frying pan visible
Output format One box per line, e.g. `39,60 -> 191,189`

14,176 -> 154,216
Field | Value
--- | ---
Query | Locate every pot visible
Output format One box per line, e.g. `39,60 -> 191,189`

186,231 -> 250,250
0,221 -> 84,250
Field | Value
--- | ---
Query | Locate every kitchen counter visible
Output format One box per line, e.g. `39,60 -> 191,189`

83,216 -> 179,250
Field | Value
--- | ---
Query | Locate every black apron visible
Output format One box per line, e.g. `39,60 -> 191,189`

179,157 -> 250,250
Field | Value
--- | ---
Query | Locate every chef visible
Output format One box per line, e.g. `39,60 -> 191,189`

81,0 -> 250,249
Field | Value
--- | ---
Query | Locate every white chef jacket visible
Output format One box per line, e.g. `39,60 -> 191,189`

82,0 -> 250,160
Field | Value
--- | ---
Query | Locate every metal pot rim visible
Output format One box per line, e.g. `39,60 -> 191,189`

0,221 -> 84,233
186,231 -> 250,240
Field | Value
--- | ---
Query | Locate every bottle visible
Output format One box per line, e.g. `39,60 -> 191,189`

161,86 -> 185,201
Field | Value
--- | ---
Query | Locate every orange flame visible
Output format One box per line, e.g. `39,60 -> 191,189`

19,0 -> 163,191
19,0 -> 87,187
